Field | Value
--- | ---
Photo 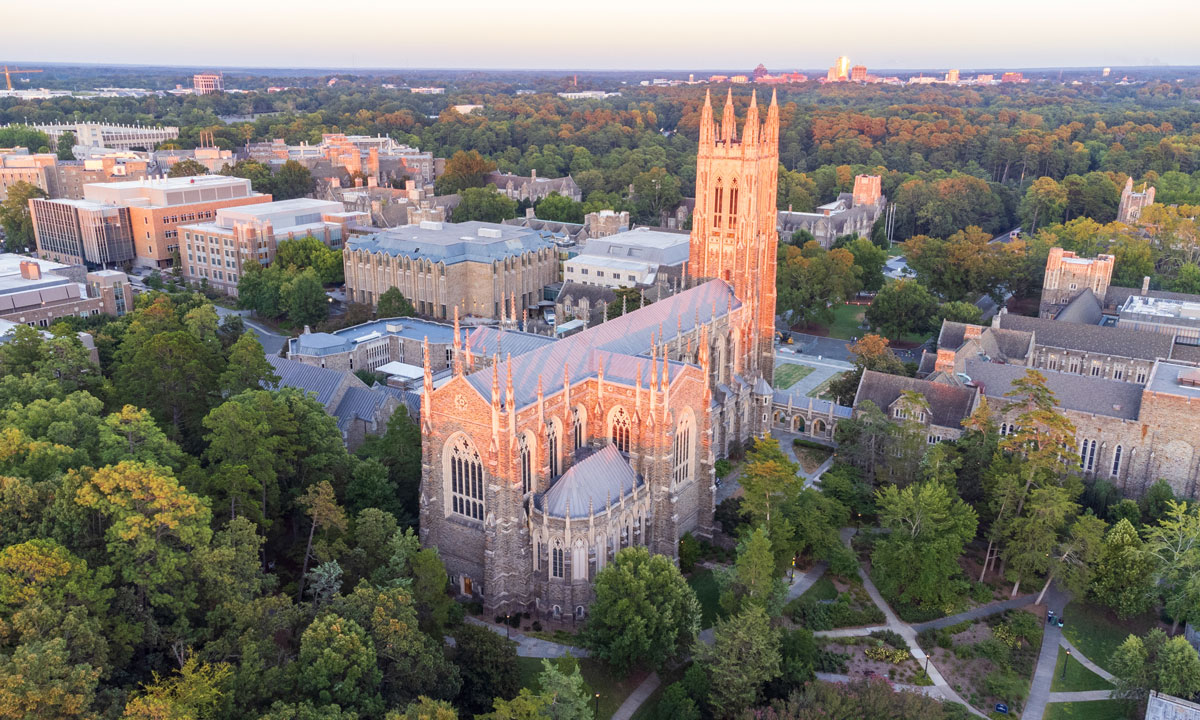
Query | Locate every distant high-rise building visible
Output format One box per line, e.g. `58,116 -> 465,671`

975,74 -> 995,84
828,56 -> 851,81
850,65 -> 868,82
946,69 -> 960,83
1102,67 -> 1112,77
193,72 -> 223,95
1000,72 -> 1024,83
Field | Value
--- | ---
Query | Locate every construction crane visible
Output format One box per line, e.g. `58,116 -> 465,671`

2,66 -> 43,91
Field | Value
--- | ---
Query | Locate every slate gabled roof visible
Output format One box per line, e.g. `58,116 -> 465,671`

854,370 -> 977,428
266,355 -> 345,407
464,279 -> 739,408
961,358 -> 1143,420
541,445 -> 641,518
996,313 -> 1174,362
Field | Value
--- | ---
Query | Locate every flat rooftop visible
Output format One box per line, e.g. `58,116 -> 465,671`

346,221 -> 550,265
1146,361 -> 1200,401
1121,294 -> 1200,321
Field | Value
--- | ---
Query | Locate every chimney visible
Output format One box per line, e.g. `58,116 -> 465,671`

531,168 -> 537,180
19,260 -> 41,280
303,325 -> 312,334
1142,276 -> 1151,294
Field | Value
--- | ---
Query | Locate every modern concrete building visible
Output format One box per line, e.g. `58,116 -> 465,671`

32,175 -> 273,269
3,122 -> 179,151
178,198 -> 363,295
193,72 -> 224,95
0,253 -> 133,326
27,198 -> 135,267
563,227 -> 689,289
343,220 -> 558,321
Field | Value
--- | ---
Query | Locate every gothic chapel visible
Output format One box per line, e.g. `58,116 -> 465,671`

418,90 -> 780,617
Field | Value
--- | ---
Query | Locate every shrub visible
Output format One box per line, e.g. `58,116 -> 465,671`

815,647 -> 849,673
971,582 -> 993,603
864,645 -> 911,664
679,532 -> 701,574
973,638 -> 1012,668
983,670 -> 1028,704
869,630 -> 908,650
531,620 -> 542,632
714,497 -> 745,535
1005,611 -> 1042,646
714,458 -> 732,479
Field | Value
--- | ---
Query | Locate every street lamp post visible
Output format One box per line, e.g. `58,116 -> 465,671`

505,614 -> 510,640
1062,649 -> 1071,680
594,693 -> 600,717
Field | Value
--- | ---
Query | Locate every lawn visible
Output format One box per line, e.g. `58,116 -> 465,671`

799,575 -> 838,602
1060,601 -> 1159,674
807,370 -> 847,399
1051,646 -> 1114,692
774,363 -> 815,389
1043,699 -> 1131,720
827,303 -> 867,340
629,663 -> 688,720
516,655 -> 644,719
687,568 -> 723,629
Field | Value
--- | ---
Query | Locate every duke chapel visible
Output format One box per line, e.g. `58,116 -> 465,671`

418,90 -> 781,617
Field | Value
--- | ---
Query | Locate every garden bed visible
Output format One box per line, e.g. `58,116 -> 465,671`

785,575 -> 885,630
818,631 -> 929,685
795,444 -> 833,473
921,609 -> 1041,717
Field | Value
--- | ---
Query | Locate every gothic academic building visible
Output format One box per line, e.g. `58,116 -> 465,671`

418,90 -> 781,618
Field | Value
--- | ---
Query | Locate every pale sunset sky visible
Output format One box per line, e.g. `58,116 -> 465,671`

7,0 -> 1199,70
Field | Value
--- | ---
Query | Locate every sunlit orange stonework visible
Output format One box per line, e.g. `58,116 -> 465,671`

418,90 -> 780,618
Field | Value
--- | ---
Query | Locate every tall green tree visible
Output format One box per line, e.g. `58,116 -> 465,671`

864,279 -> 938,340
871,481 -> 977,608
0,180 -> 47,252
56,131 -> 76,161
630,168 -> 682,225
1003,486 -> 1078,598
167,158 -> 209,178
1090,518 -> 1155,618
272,160 -> 315,200
1143,500 -> 1200,633
696,605 -> 781,719
718,526 -> 786,616
296,614 -> 382,715
451,624 -> 520,716
1020,177 -> 1067,233
583,547 -> 700,673
1111,629 -> 1200,707
220,332 -> 279,397
281,268 -> 329,327
376,286 -> 416,318
451,186 -> 518,223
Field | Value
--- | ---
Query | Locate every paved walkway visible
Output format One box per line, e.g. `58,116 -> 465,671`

785,561 -> 830,602
910,593 -> 1038,633
464,616 -> 590,658
1058,637 -> 1114,681
610,673 -> 660,720
1047,690 -> 1112,703
1022,584 -> 1070,720
214,304 -> 288,354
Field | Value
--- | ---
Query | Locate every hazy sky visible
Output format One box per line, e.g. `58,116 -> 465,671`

8,0 -> 1200,71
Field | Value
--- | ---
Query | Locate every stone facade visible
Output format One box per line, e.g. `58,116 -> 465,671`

343,221 -> 558,322
1039,247 -> 1114,318
418,91 -> 781,615
1117,177 -> 1156,225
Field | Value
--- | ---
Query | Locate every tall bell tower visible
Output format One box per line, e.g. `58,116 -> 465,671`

688,89 -> 780,382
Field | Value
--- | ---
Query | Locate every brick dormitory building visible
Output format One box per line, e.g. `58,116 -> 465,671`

855,247 -> 1200,500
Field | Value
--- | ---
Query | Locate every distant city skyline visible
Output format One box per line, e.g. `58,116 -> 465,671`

7,0 -> 1200,71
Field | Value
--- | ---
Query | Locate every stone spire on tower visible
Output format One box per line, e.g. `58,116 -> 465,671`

721,88 -> 736,145
742,90 -> 759,147
699,89 -> 714,147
